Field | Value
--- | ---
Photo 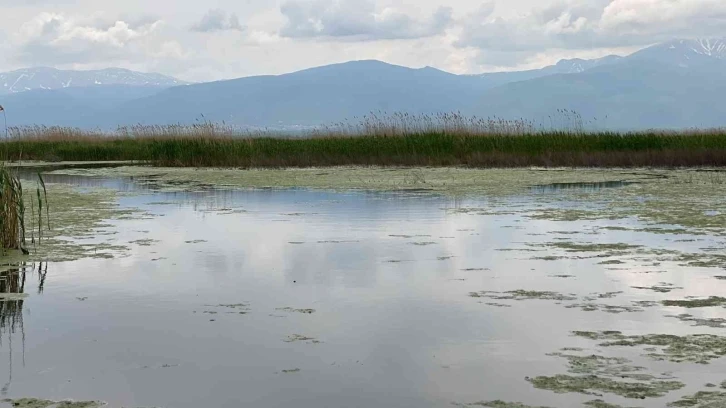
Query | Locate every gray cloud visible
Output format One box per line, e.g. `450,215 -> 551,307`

279,0 -> 452,40
191,9 -> 246,33
456,0 -> 726,65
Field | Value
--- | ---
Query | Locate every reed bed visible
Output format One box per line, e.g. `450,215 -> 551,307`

0,166 -> 48,253
1,114 -> 725,168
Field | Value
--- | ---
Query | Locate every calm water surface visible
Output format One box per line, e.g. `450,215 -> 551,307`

1,173 -> 725,408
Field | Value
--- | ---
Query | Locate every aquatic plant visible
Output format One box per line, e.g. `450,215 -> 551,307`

0,167 -> 48,253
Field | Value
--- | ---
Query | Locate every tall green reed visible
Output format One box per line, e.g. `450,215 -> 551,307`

0,166 -> 48,254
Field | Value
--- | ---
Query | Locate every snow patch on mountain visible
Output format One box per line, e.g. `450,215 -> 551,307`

0,67 -> 188,94
687,38 -> 726,58
554,55 -> 623,73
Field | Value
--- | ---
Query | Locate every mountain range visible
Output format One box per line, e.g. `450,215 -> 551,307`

1,38 -> 725,131
0,67 -> 187,94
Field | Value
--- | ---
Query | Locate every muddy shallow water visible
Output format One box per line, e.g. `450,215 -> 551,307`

1,169 -> 726,408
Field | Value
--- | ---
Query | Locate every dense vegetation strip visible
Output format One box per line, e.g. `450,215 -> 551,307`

1,125 -> 726,167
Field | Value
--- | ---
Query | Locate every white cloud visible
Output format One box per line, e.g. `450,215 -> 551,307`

191,9 -> 246,33
599,0 -> 726,32
12,12 -> 189,68
456,0 -> 726,65
279,0 -> 453,40
0,0 -> 724,80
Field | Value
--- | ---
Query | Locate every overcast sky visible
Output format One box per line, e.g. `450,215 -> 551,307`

0,0 -> 723,81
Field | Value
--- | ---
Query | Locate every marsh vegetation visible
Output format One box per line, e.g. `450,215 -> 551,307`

1,115 -> 725,167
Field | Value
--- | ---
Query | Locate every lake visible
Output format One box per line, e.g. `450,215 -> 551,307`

1,168 -> 725,408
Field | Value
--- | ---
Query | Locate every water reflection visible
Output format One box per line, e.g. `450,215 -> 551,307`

1,262 -> 48,396
1,266 -> 27,341
532,180 -> 637,193
1,265 -> 26,398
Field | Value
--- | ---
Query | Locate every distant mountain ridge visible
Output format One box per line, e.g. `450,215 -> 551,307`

1,38 -> 725,130
625,38 -> 726,69
0,67 -> 188,94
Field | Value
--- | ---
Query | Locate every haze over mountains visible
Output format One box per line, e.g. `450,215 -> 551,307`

2,38 -> 725,131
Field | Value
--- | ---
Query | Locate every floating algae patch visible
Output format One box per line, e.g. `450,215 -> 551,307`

43,167 -> 661,196
565,303 -> 645,314
1,398 -> 55,408
633,301 -> 666,308
468,291 -> 641,313
532,242 -> 643,253
284,334 -> 320,343
529,174 -> 725,236
55,403 -> 104,408
453,401 -> 552,408
599,260 -> 626,265
572,331 -> 726,364
583,292 -> 623,300
203,303 -> 251,315
0,183 -> 141,264
276,307 -> 315,314
584,400 -> 642,408
529,208 -> 625,222
667,390 -> 726,407
446,207 -> 518,216
660,251 -> 726,269
632,283 -> 683,293
532,256 -> 568,261
526,352 -> 684,399
662,297 -> 726,308
667,314 -> 726,328
532,180 -> 637,193
469,290 -> 578,302
527,374 -> 683,399
599,226 -> 691,235
1,399 -> 104,408
47,168 -> 726,236
546,352 -> 674,381
129,239 -> 159,247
